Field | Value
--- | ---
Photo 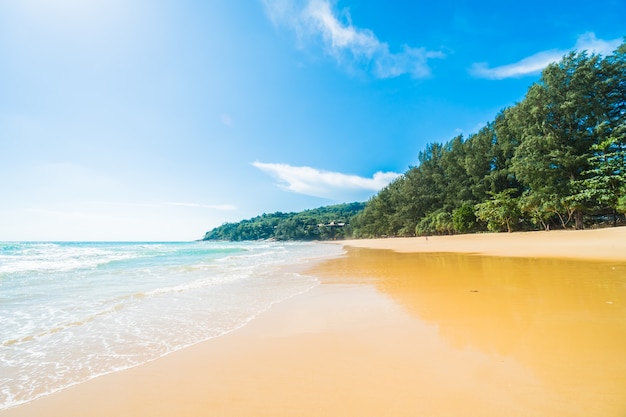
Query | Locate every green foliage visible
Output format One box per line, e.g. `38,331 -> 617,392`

452,203 -> 478,233
348,39 -> 626,237
203,202 -> 365,241
519,191 -> 553,231
205,40 -> 626,240
572,137 -> 626,211
618,195 -> 626,214
415,210 -> 454,236
475,189 -> 521,233
509,51 -> 611,229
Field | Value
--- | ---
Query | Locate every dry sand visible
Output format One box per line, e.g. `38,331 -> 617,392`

341,227 -> 626,261
2,228 -> 626,417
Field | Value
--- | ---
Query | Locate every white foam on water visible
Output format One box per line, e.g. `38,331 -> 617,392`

0,241 -> 343,410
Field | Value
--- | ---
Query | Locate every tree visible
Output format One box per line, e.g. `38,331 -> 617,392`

463,125 -> 496,201
572,137 -> 626,223
511,51 -> 606,229
618,195 -> 626,214
519,190 -> 553,231
452,203 -> 478,233
475,189 -> 521,233
349,40 -> 626,237
415,209 -> 454,236
203,203 -> 364,241
441,135 -> 473,209
491,109 -> 523,193
568,42 -> 626,224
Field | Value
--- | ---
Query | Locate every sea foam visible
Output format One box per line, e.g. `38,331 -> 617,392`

0,241 -> 342,410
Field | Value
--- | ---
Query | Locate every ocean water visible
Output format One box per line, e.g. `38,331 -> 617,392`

0,241 -> 343,410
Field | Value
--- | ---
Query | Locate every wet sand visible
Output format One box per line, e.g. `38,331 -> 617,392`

2,228 -> 626,416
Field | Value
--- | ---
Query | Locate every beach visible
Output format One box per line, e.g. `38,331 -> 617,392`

341,227 -> 626,261
2,228 -> 626,416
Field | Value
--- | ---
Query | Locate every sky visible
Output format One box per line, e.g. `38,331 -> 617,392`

0,0 -> 624,241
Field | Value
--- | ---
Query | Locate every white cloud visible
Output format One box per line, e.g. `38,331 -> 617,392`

573,32 -> 622,56
252,161 -> 401,200
261,0 -> 444,78
470,50 -> 564,80
470,33 -> 622,80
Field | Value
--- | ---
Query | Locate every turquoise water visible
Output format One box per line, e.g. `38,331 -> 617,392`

0,241 -> 342,409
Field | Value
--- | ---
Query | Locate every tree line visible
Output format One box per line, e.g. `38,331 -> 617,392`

351,40 -> 626,237
204,40 -> 625,241
203,202 -> 365,241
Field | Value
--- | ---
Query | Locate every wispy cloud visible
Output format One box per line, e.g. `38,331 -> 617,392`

470,33 -> 622,80
261,0 -> 444,78
252,161 -> 401,200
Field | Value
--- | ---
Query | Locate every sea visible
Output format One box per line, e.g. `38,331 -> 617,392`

0,241 -> 343,410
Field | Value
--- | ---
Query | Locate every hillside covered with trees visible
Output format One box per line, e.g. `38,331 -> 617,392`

351,40 -> 626,237
205,40 -> 625,241
203,202 -> 365,241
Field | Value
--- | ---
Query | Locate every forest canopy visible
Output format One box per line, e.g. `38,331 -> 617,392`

205,40 -> 625,241
202,202 -> 365,241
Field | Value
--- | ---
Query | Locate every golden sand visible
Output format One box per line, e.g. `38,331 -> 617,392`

341,227 -> 626,261
2,228 -> 626,416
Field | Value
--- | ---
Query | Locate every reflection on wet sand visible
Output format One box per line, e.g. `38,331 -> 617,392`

314,247 -> 626,415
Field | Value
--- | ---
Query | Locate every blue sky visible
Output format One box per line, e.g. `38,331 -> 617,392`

0,0 -> 624,241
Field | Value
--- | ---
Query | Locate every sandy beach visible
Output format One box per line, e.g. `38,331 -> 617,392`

341,227 -> 626,261
2,228 -> 626,417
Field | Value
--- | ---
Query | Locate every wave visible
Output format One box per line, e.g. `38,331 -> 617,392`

0,246 -> 138,274
0,241 -> 342,410
1,302 -> 129,348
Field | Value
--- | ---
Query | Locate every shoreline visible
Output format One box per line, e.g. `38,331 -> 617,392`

340,227 -> 626,261
2,229 -> 625,416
